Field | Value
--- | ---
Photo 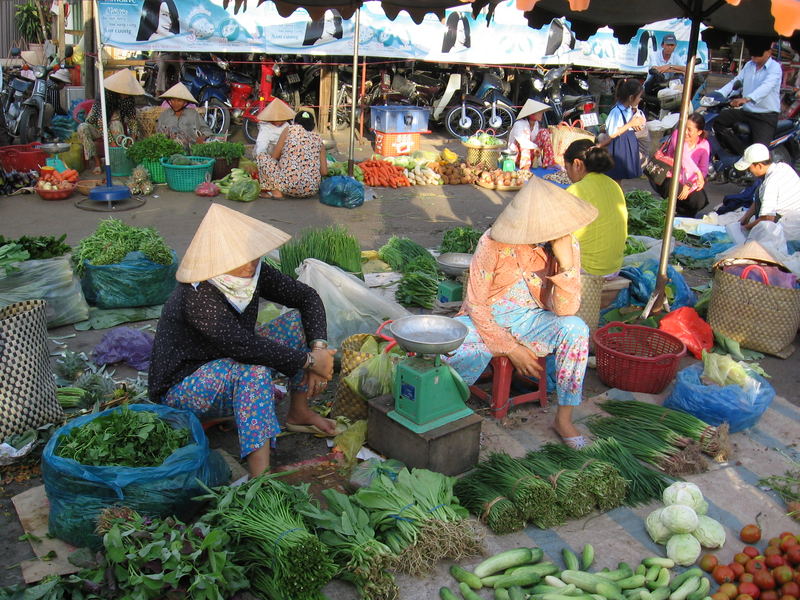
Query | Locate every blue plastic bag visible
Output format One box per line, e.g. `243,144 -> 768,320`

319,175 -> 364,209
619,258 -> 696,309
81,250 -> 178,309
664,364 -> 774,433
42,404 -> 229,549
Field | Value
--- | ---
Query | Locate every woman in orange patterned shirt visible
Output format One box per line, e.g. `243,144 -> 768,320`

445,177 -> 598,448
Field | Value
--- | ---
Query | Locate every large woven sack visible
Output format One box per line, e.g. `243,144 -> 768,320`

548,122 -> 595,167
0,300 -> 64,440
331,333 -> 382,421
707,267 -> 800,358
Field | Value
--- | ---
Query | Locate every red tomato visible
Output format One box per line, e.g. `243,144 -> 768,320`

767,555 -> 787,569
786,547 -> 800,566
739,582 -> 761,599
748,560 -> 769,575
755,572 -> 778,591
714,565 -> 737,584
782,582 -> 800,597
774,567 -> 795,585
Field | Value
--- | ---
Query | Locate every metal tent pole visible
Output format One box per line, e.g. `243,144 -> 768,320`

347,8 -> 360,176
92,0 -> 113,185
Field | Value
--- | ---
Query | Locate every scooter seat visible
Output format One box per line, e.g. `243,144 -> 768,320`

408,72 -> 441,87
775,119 -> 794,136
228,72 -> 253,85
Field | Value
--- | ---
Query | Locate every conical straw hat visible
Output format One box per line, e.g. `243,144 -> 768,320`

257,98 -> 296,122
491,176 -> 598,245
176,204 -> 292,283
21,49 -> 44,66
104,69 -> 145,96
517,98 -> 552,119
159,82 -> 198,104
714,240 -> 786,269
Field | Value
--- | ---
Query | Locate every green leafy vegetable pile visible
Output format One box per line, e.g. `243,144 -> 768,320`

55,407 -> 190,467
624,236 -> 648,256
226,177 -> 260,202
625,190 -> 688,242
379,236 -> 436,273
0,243 -> 30,276
190,141 -> 245,161
279,225 -> 362,278
396,272 -> 439,309
327,161 -> 365,182
126,134 -> 183,164
73,218 -> 173,275
0,234 -> 71,260
378,236 -> 442,308
440,226 -> 482,254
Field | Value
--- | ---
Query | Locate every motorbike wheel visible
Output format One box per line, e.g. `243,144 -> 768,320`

19,107 -> 40,144
445,104 -> 484,139
481,105 -> 515,138
204,99 -> 230,137
243,116 -> 260,144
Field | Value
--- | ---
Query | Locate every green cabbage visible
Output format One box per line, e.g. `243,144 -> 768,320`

660,504 -> 699,534
666,533 -> 702,566
692,515 -> 726,548
662,482 -> 705,511
227,178 -> 260,202
645,508 -> 672,544
695,499 -> 709,516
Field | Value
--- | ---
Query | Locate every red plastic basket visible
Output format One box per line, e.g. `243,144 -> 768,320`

36,182 -> 76,201
0,143 -> 47,172
592,321 -> 686,394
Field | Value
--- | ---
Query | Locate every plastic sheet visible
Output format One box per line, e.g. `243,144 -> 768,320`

319,176 -> 365,209
42,404 -> 230,549
664,364 -> 774,433
92,326 -> 154,371
0,256 -> 89,327
81,250 -> 178,309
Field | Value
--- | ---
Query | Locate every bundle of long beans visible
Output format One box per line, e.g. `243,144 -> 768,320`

521,451 -> 596,519
538,443 -> 627,512
586,416 -> 707,475
580,437 -> 673,505
475,453 -> 564,528
453,474 -> 527,534
598,399 -> 730,459
279,225 -> 362,277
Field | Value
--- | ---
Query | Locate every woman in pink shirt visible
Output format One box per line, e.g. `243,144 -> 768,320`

651,113 -> 711,218
444,177 -> 598,448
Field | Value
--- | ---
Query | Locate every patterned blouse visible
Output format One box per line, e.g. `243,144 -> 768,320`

85,101 -> 142,145
460,231 -> 582,355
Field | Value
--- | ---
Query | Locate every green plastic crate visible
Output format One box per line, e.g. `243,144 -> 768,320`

159,156 -> 215,192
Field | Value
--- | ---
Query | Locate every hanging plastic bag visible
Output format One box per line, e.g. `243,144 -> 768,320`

658,307 -> 713,359
663,364 -> 774,433
319,175 -> 364,209
343,351 -> 399,399
296,258 -> 410,348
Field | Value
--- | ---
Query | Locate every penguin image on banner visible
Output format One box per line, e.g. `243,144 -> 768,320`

544,18 -> 576,57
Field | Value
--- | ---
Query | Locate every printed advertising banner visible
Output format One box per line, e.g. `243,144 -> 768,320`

98,0 -> 708,72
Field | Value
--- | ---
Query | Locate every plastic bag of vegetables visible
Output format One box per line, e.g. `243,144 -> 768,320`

343,351 -> 399,399
319,176 -> 364,209
227,178 -> 260,202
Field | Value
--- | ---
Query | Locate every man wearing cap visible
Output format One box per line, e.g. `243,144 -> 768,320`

713,43 -> 782,155
149,204 -> 339,478
645,33 -> 687,112
156,82 -> 213,149
736,143 -> 800,242
507,98 -> 555,169
254,98 -> 294,156
77,69 -> 145,175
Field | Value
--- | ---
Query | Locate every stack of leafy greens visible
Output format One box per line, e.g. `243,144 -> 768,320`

0,234 -> 71,260
0,243 -> 29,276
279,225 -> 363,278
200,474 -> 337,600
521,452 -> 597,519
453,472 -> 528,535
327,161 -> 365,182
379,236 -> 441,308
440,226 -> 482,254
73,219 -> 173,275
55,407 -> 189,467
625,190 -> 688,242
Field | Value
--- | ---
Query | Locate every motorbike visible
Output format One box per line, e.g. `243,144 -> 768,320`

1,47 -> 73,144
473,68 -> 516,137
180,55 -> 231,136
530,65 -> 600,134
272,56 -> 302,109
700,91 -> 800,184
231,56 -> 275,144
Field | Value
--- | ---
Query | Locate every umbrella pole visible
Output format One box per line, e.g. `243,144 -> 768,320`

93,0 -> 113,187
642,3 -> 702,318
347,8 -> 361,177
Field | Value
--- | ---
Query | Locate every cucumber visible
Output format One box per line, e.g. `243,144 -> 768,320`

669,577 -> 701,600
460,582 -> 483,600
617,575 -> 647,590
507,562 -> 559,578
439,587 -> 459,600
509,586 -> 527,600
625,587 -> 650,600
643,558 -> 675,569
493,570 -> 544,589
495,589 -> 511,600
646,569 -> 670,591
596,564 -> 634,582
545,576 -> 568,588
650,586 -> 672,600
596,581 -> 626,600
530,548 -> 545,564
563,549 -> 580,571
475,548 -> 535,578
532,585 -> 567,595
636,565 -> 647,577
644,565 -> 661,582
582,544 -> 595,570
686,578 -> 710,600
483,575 -> 506,587
669,569 -> 703,593
561,570 -> 623,599
451,565 -> 482,590
542,595 -> 596,600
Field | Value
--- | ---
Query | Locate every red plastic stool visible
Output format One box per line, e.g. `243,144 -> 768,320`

469,356 -> 548,419
201,416 -> 235,432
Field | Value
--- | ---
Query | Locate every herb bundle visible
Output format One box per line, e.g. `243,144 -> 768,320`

521,452 -> 596,519
126,134 -> 183,164
440,226 -> 482,254
55,407 -> 189,467
453,474 -> 527,534
279,225 -> 362,278
395,271 -> 439,308
190,141 -> 245,161
378,236 -> 436,273
73,219 -> 173,275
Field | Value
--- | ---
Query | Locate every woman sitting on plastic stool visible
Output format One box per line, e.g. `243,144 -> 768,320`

507,99 -> 556,170
444,177 -> 598,448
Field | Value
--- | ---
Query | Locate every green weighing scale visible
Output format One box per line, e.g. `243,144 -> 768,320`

39,142 -> 71,173
383,315 -> 473,434
435,252 -> 472,304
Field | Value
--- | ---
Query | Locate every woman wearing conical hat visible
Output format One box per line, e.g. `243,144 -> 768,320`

507,98 -> 556,170
444,177 -> 598,448
149,204 -> 339,478
254,98 -> 294,157
77,69 -> 145,175
156,82 -> 213,149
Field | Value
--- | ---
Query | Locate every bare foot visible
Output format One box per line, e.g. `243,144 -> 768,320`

553,420 -> 581,440
270,189 -> 283,198
286,410 -> 337,435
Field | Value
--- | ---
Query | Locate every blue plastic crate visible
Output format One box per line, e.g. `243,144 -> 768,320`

370,105 -> 430,133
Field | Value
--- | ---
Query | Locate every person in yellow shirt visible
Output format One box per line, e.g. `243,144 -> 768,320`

564,139 -> 628,336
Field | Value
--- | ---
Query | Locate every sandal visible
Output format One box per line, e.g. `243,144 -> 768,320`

551,426 -> 589,449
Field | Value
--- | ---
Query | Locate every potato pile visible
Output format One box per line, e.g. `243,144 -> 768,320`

477,169 -> 533,189
429,162 -> 482,185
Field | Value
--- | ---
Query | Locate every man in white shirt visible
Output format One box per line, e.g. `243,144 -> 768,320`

713,43 -> 782,155
736,143 -> 800,242
647,34 -> 685,82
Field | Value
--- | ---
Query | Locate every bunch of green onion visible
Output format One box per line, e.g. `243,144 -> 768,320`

378,236 -> 436,273
453,474 -> 526,535
395,271 -> 440,308
279,225 -> 362,278
580,437 -> 673,506
521,452 -> 596,519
